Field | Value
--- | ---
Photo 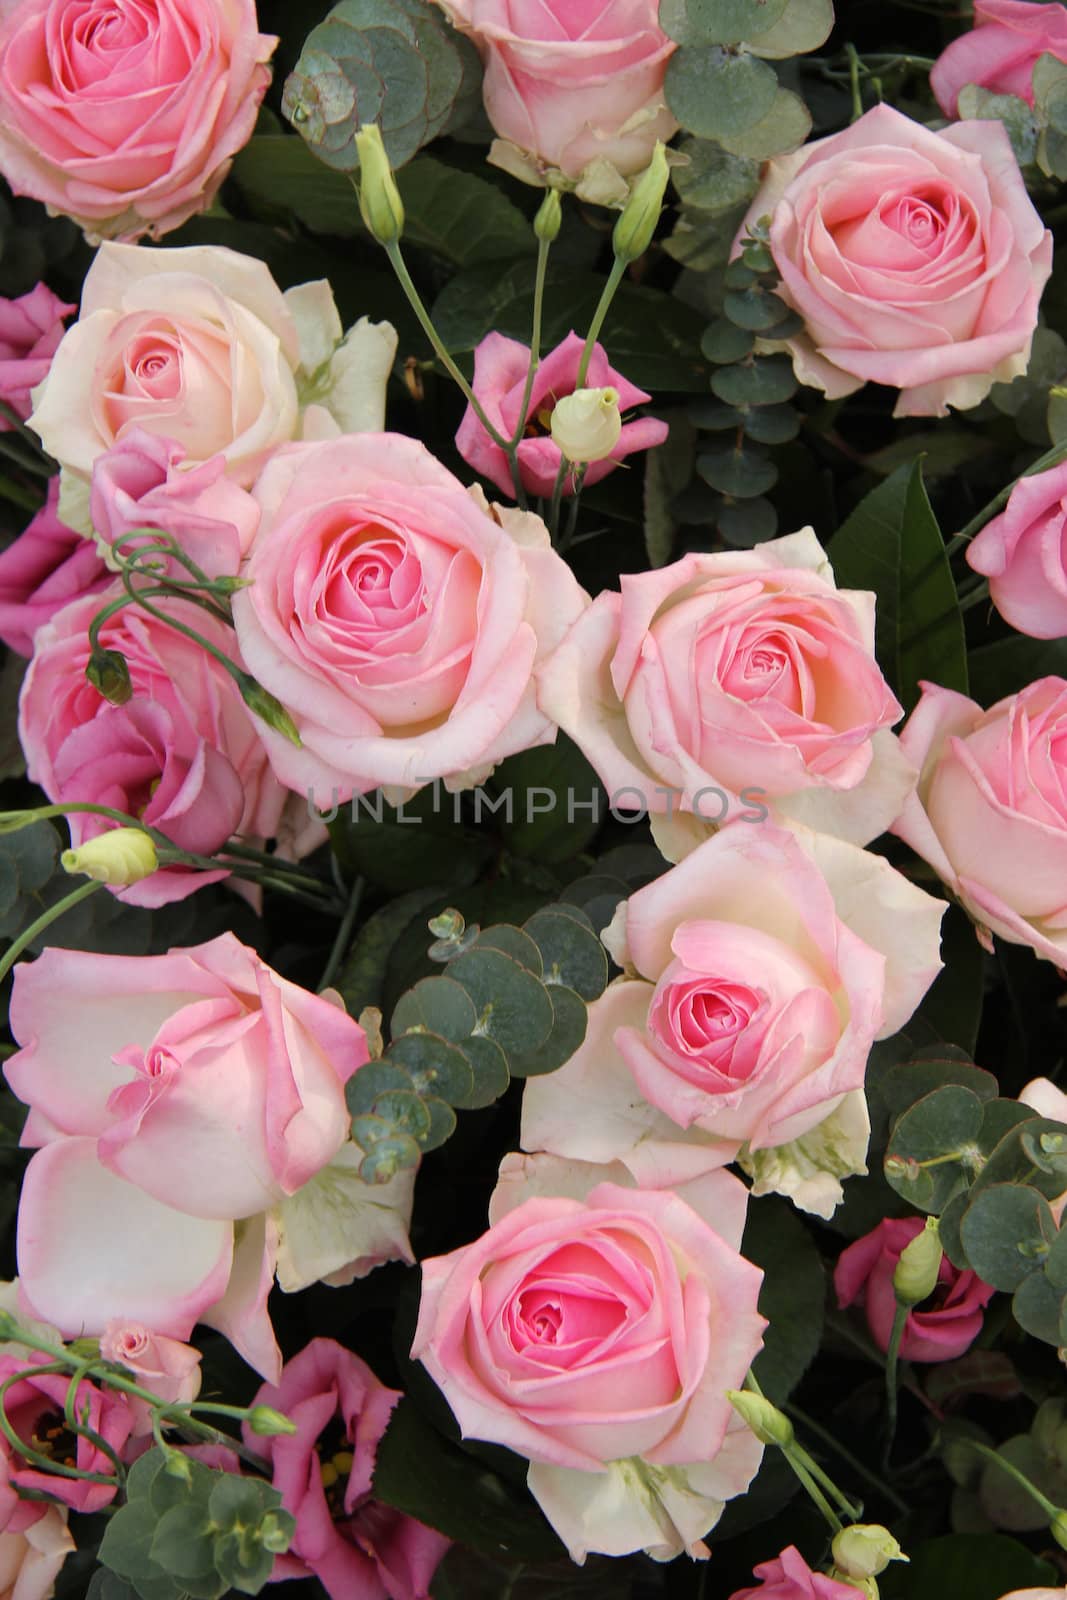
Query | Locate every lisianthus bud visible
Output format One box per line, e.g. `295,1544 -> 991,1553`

246,1404 -> 298,1437
61,828 -> 158,886
355,123 -> 405,245
892,1215 -> 942,1307
86,646 -> 132,704
534,188 -> 563,244
238,675 -> 302,747
831,1524 -> 908,1580
550,387 -> 622,463
612,142 -> 669,264
727,1389 -> 795,1448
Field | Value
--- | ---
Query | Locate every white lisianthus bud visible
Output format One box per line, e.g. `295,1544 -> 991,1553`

726,1389 -> 795,1448
550,387 -> 622,463
61,828 -> 158,886
354,122 -> 405,245
831,1524 -> 908,1580
892,1216 -> 943,1307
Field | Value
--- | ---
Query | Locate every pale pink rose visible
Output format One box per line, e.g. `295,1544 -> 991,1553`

931,0 -> 1067,116
0,1505 -> 73,1600
433,0 -> 677,201
412,1160 -> 766,1563
456,331 -> 668,499
0,285 -> 73,428
4,935 -> 371,1379
244,1339 -> 450,1600
536,528 -> 915,846
29,243 -> 398,498
966,460 -> 1067,638
0,0 -> 276,243
231,433 -> 588,804
90,429 -> 260,580
0,1355 -> 136,1513
18,587 -> 289,906
834,1216 -> 995,1362
739,103 -> 1052,417
730,1546 -> 865,1599
522,822 -> 944,1218
893,677 -> 1067,966
0,481 -> 108,657
100,1320 -> 202,1434
995,1591 -> 1067,1599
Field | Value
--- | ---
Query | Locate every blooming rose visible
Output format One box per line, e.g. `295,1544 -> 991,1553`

18,588 -> 288,906
0,1356 -> 135,1513
90,429 -> 260,579
834,1217 -> 995,1361
730,1546 -> 866,1600
244,1339 -> 450,1600
432,0 -> 677,204
966,461 -> 1067,639
738,103 -> 1052,417
931,0 -> 1067,117
893,677 -> 1067,965
0,1504 -> 72,1600
28,243 -> 398,514
413,1156 -> 765,1563
995,1592 -> 1067,1599
0,482 -> 108,657
0,0 -> 276,243
231,433 -> 588,804
455,332 -> 668,500
0,285 -> 73,428
99,1321 -> 202,1434
536,528 -> 915,847
3,935 -> 388,1378
522,822 -> 944,1218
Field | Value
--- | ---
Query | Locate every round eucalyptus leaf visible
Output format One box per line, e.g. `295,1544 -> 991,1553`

717,87 -> 812,159
506,985 -> 588,1078
672,140 -> 760,212
447,946 -> 554,1054
739,239 -> 776,275
346,1060 -> 414,1118
717,495 -> 779,545
883,1085 -> 986,1213
472,925 -> 544,977
724,287 -> 796,331
665,48 -> 779,141
455,1035 -> 511,1108
959,1184 -> 1055,1292
1013,1269 -> 1065,1345
391,975 -> 479,1043
742,403 -> 800,445
698,444 -> 778,498
711,355 -> 797,407
359,1135 -> 421,1183
681,0 -> 790,45
747,0 -> 834,57
701,319 -> 755,363
416,1096 -> 458,1152
365,1089 -> 431,1141
973,1114 -> 1067,1200
1044,1219 -> 1067,1291
523,909 -> 609,1000
724,257 -> 758,291
388,1030 -> 476,1105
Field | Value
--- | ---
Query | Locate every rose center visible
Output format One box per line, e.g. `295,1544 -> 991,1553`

653,976 -> 767,1080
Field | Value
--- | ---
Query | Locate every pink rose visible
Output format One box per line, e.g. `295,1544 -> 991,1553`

456,332 -> 668,499
433,0 -> 677,203
231,433 -> 588,804
0,0 -> 276,243
0,481 -> 108,657
522,822 -> 944,1218
244,1339 -> 450,1600
536,529 -> 915,847
0,1355 -> 135,1513
99,1320 -> 202,1434
893,678 -> 1067,965
5,935 -> 371,1378
0,1505 -> 72,1600
966,460 -> 1067,638
931,0 -> 1067,117
739,103 -> 1052,417
18,587 -> 289,906
730,1546 -> 865,1599
0,285 -> 73,428
29,243 -> 398,499
90,430 -> 260,580
995,1592 -> 1067,1599
412,1160 -> 765,1562
834,1216 -> 995,1362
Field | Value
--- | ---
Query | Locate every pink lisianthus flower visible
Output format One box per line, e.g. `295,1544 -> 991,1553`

455,332 -> 668,499
729,1545 -> 869,1599
0,285 -> 73,429
0,1356 -> 136,1514
931,0 -> 1067,117
0,481 -> 109,657
834,1216 -> 995,1361
244,1339 -> 450,1600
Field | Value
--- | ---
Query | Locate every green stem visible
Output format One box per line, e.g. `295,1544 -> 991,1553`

954,438 -> 1067,545
0,1365 -> 117,1486
883,1301 -> 909,1471
509,236 -> 551,449
384,241 -> 511,452
0,472 -> 42,513
319,874 -> 365,992
576,257 -> 627,388
788,1452 -> 846,1533
0,880 -> 104,987
0,400 -> 49,453
785,1401 -> 910,1515
961,1438 -> 1063,1520
845,43 -> 865,121
557,466 -> 588,554
0,435 -> 51,480
959,581 -> 990,615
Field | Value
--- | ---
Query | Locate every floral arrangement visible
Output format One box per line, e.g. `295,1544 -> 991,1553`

0,1 -> 1067,1598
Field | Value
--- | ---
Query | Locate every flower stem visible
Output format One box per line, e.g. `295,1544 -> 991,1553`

0,879 -> 104,987
882,1301 -> 909,1471
953,437 -> 1067,546
958,1437 -> 1064,1520
319,873 -> 365,992
576,257 -> 627,388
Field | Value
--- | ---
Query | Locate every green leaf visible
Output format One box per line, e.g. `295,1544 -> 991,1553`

336,887 -> 447,1017
329,786 -> 494,895
391,975 -> 479,1042
671,139 -> 760,213
523,908 -> 608,1001
716,87 -> 812,158
723,286 -> 796,331
971,1113 -> 1067,1200
697,443 -> 778,497
741,404 -> 800,445
829,461 -> 967,709
883,1085 -> 986,1213
446,947 -> 555,1056
387,1030 -> 476,1105
701,320 -> 756,363
150,1507 -> 218,1585
711,356 -> 797,407
880,1058 -> 998,1121
915,904 -> 986,1056
455,1035 -> 511,1108
484,736 -> 606,865
680,0 -> 790,46
1012,1268 -> 1065,1344
745,0 -> 835,57
959,1183 -> 1055,1290
347,1060 -> 415,1117
718,496 -> 779,544
665,47 -> 779,140
472,925 -> 544,976
744,1198 -> 824,1402
968,634 -> 1067,704
505,983 -> 588,1078
879,1535 -> 1056,1600
959,85 -> 1038,166
643,410 -> 696,568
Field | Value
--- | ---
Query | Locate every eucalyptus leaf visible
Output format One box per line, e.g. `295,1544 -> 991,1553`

664,47 -> 779,140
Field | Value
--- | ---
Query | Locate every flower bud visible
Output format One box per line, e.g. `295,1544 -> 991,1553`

238,675 -> 302,747
550,387 -> 622,463
86,646 -> 132,705
612,142 -> 669,264
534,188 -> 563,244
246,1404 -> 298,1437
893,1216 -> 942,1307
61,828 -> 158,886
355,122 -> 405,245
832,1524 -> 908,1580
726,1389 -> 794,1448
